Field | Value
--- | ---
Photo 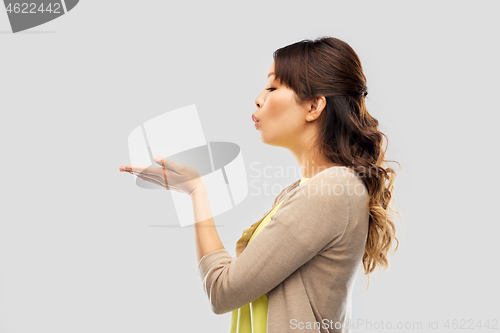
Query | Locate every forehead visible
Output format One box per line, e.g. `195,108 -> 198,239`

267,61 -> 275,76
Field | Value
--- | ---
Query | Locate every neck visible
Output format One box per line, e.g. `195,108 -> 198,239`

290,148 -> 341,179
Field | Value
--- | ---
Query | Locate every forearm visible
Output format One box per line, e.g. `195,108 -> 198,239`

190,179 -> 225,263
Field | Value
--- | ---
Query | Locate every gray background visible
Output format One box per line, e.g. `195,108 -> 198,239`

1,1 -> 498,332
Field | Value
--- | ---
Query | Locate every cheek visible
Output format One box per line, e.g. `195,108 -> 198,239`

265,94 -> 290,120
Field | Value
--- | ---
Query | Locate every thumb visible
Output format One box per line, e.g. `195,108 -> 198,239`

153,155 -> 164,165
154,155 -> 184,171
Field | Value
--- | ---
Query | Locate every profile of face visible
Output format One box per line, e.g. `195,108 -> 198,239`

253,61 -> 323,149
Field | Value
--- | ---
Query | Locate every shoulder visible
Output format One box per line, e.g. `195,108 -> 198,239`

294,166 -> 369,208
301,166 -> 366,193
272,179 -> 301,205
271,166 -> 369,214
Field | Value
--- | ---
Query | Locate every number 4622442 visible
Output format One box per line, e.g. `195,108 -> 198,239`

6,3 -> 62,14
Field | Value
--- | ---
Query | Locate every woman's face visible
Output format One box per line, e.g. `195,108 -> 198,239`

253,61 -> 309,148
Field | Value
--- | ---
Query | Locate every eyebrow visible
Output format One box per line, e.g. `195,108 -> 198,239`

267,72 -> 275,78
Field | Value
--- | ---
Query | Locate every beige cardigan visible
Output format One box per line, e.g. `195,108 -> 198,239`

197,166 -> 370,332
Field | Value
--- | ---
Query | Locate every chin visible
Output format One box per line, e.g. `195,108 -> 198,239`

259,130 -> 283,147
261,137 -> 283,148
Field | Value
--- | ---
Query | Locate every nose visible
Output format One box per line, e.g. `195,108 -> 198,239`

255,91 -> 264,108
255,97 -> 261,109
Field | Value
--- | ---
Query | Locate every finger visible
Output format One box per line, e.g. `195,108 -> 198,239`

127,169 -> 174,189
126,165 -> 167,181
128,171 -> 184,193
154,155 -> 183,174
131,171 -> 167,189
119,165 -> 133,172
122,165 -> 147,173
128,168 -> 168,185
127,168 -> 161,179
153,155 -> 164,166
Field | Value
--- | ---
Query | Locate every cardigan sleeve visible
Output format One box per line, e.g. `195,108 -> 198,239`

197,174 -> 350,315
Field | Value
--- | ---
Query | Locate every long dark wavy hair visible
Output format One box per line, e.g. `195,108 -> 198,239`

273,36 -> 400,288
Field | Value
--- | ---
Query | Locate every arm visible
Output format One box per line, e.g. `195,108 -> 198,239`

191,179 -> 225,263
197,174 -> 350,315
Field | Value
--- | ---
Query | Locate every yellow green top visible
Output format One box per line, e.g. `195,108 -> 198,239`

228,177 -> 310,333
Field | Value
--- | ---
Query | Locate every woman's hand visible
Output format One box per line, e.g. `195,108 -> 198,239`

119,155 -> 203,195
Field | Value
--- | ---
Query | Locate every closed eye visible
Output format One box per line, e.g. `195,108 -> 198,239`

266,88 -> 276,92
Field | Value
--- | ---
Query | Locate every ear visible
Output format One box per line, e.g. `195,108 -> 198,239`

306,95 -> 327,122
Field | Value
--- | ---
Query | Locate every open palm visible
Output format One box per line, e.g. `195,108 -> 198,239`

119,155 -> 202,195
